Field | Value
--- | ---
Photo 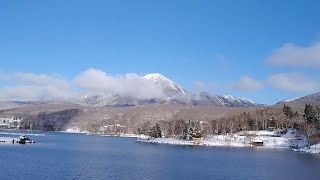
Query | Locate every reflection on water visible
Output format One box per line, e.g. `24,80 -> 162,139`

0,131 -> 320,180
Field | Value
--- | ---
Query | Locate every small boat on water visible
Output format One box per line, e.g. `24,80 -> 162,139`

16,135 -> 35,144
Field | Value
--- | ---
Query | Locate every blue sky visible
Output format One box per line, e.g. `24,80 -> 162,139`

1,0 -> 320,104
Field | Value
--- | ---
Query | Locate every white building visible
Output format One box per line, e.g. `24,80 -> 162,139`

0,116 -> 22,129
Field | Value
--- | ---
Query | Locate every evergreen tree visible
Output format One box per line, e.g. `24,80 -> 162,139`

186,120 -> 202,139
283,105 -> 294,118
148,123 -> 162,138
154,123 -> 162,138
304,104 -> 317,123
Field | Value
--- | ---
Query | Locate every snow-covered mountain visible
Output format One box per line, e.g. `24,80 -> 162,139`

217,95 -> 257,107
143,73 -> 187,97
75,73 -> 259,107
276,92 -> 320,107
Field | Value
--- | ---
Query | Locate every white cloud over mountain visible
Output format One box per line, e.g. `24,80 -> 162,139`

75,68 -> 166,99
0,68 -> 168,101
0,64 -> 319,101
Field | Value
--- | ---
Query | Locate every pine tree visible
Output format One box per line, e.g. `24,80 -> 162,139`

154,123 -> 162,138
304,104 -> 317,124
186,120 -> 202,139
283,105 -> 294,118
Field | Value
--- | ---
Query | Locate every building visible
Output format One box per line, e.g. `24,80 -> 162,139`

102,124 -> 126,134
0,116 -> 22,129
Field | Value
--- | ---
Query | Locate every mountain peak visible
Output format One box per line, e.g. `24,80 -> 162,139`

144,73 -> 187,95
144,73 -> 170,82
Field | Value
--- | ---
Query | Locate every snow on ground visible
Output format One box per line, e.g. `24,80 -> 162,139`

119,134 -> 140,138
284,97 -> 299,102
294,143 -> 320,154
64,128 -> 89,134
238,130 -> 280,136
138,129 -> 309,149
101,134 -> 139,138
138,137 -> 195,146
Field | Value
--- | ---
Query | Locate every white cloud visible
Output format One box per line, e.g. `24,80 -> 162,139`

230,76 -> 263,91
74,68 -> 166,99
0,85 -> 75,101
0,72 -> 75,101
266,42 -> 320,68
267,73 -> 319,92
0,69 -> 168,101
14,72 -> 70,89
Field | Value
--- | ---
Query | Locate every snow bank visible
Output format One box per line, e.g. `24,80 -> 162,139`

238,130 -> 280,137
64,128 -> 89,134
138,138 -> 194,145
138,129 -> 308,149
295,143 -> 320,154
101,134 -> 139,138
119,134 -> 139,138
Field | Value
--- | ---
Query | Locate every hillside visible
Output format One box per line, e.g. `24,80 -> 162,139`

276,92 -> 320,107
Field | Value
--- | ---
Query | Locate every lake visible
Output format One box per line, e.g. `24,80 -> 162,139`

0,132 -> 320,180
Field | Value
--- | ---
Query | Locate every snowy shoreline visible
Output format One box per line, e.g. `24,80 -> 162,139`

137,129 -> 320,154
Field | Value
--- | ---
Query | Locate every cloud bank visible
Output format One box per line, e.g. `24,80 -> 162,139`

0,72 -> 75,101
266,42 -> 320,68
0,69 -> 166,101
229,41 -> 320,93
75,68 -> 165,99
229,73 -> 319,93
267,73 -> 319,92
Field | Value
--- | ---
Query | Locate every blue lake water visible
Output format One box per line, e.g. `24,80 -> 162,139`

0,132 -> 320,180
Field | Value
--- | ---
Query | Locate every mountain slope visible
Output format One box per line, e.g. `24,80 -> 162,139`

276,92 -> 320,107
217,95 -> 257,107
0,101 -> 50,110
144,73 -> 187,97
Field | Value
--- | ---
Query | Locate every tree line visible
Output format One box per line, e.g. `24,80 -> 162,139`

137,104 -> 320,140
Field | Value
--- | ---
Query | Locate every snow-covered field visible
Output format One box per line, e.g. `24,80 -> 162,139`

138,129 -> 312,151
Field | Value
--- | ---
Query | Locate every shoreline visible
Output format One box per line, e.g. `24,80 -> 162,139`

137,137 -> 320,154
1,129 -> 319,154
136,129 -> 320,154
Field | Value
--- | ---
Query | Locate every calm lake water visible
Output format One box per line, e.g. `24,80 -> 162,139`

0,132 -> 320,180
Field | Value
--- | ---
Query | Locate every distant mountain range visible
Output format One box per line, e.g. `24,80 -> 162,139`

74,73 -> 261,107
0,73 -> 263,110
1,73 -> 319,110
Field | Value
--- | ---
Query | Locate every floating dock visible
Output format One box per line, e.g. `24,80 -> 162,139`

0,135 -> 35,144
